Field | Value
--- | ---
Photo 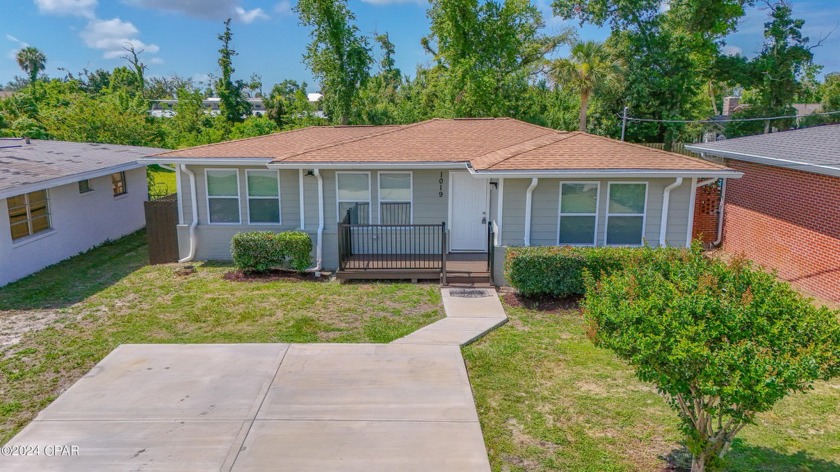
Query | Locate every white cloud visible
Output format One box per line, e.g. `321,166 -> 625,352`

6,34 -> 30,60
81,17 -> 160,59
123,0 -> 270,22
722,45 -> 743,57
274,0 -> 292,15
234,6 -> 268,23
34,0 -> 97,18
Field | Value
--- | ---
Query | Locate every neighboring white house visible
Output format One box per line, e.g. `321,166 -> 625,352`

0,139 -> 164,286
149,94 -> 325,118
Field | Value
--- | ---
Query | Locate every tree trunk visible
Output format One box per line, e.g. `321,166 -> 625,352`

709,81 -> 719,116
579,91 -> 590,132
691,453 -> 707,472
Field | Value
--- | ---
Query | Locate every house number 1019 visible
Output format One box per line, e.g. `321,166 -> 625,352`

439,172 -> 444,198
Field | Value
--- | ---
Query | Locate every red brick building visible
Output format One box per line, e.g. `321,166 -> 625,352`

688,125 -> 840,302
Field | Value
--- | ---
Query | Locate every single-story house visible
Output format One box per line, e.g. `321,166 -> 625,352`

143,118 -> 741,284
0,139 -> 164,287
687,125 -> 840,302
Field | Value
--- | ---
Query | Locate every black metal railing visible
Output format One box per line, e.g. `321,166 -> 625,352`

338,206 -> 447,273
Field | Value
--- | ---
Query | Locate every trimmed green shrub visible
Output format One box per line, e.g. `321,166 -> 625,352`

583,245 -> 840,472
505,246 -> 655,298
230,231 -> 313,273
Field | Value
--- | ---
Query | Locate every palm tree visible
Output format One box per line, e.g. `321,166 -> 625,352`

551,41 -> 623,132
16,47 -> 47,85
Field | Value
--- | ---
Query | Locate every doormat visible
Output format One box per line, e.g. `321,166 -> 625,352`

449,288 -> 493,298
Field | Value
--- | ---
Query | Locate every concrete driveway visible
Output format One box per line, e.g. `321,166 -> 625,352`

1,343 -> 490,471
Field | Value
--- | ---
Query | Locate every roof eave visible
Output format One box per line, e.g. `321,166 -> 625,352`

141,157 -> 273,165
267,161 -> 470,170
0,161 -> 145,200
468,168 -> 743,179
684,145 -> 840,178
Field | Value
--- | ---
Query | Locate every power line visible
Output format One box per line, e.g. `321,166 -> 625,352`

618,109 -> 840,124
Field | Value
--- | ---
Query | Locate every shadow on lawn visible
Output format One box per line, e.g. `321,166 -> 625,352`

663,440 -> 840,472
0,230 -> 149,311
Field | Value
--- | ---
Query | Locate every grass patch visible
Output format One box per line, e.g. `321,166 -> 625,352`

0,232 -> 444,444
148,165 -> 177,198
464,296 -> 840,471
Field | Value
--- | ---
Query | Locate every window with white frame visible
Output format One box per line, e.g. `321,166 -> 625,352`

206,169 -> 241,224
246,170 -> 281,224
337,172 -> 370,224
111,172 -> 127,196
7,190 -> 51,241
606,182 -> 647,246
378,172 -> 412,224
558,182 -> 599,245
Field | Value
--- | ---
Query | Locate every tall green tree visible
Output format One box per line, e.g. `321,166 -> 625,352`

748,0 -> 815,133
550,40 -> 623,132
554,0 -> 751,145
16,47 -> 47,85
423,0 -> 571,117
296,0 -> 372,125
216,19 -> 251,124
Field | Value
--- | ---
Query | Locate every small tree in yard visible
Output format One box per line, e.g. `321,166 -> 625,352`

583,246 -> 840,472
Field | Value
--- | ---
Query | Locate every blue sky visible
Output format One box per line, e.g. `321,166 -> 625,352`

1,0 -> 838,91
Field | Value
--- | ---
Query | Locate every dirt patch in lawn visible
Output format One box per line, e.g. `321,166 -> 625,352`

0,309 -> 76,349
222,270 -> 327,283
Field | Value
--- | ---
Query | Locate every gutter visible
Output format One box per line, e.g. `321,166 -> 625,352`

179,165 -> 198,263
685,145 -> 840,178
714,178 -> 727,246
523,178 -> 538,246
658,177 -> 683,247
468,168 -> 742,179
305,169 -> 324,275
143,157 -> 272,166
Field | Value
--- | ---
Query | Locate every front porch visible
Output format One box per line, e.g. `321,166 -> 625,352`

335,218 -> 495,286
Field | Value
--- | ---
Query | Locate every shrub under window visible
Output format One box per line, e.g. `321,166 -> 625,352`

231,231 -> 313,273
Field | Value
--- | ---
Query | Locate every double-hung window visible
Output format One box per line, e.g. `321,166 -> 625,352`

337,172 -> 371,224
246,170 -> 281,224
206,169 -> 241,224
558,182 -> 599,245
7,190 -> 51,241
378,172 -> 412,224
111,172 -> 127,196
606,182 -> 647,246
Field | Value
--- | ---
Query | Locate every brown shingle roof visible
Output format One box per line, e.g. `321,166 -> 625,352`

155,125 -> 400,159
153,118 -> 732,173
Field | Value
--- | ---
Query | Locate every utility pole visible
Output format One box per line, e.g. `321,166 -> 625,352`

621,106 -> 628,141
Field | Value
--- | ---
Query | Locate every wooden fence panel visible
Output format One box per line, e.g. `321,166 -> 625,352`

144,195 -> 179,264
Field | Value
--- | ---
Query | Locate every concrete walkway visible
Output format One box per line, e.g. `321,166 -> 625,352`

393,288 -> 508,346
2,288 -> 507,472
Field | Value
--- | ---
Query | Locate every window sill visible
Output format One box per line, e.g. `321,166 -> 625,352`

113,193 -> 129,200
11,229 -> 57,248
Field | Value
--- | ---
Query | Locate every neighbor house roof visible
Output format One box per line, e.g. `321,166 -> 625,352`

148,118 -> 738,178
0,139 -> 165,199
686,124 -> 840,178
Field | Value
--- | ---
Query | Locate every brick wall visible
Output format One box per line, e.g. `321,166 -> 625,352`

722,159 -> 840,302
692,183 -> 721,247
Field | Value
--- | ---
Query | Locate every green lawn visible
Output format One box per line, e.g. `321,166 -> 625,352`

464,297 -> 840,471
0,231 -> 443,444
147,164 -> 177,199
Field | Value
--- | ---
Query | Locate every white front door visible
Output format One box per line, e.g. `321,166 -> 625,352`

450,172 -> 489,252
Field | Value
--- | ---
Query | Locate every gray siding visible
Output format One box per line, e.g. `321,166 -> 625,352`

498,177 -> 693,249
177,165 -> 697,275
179,166 -> 452,269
